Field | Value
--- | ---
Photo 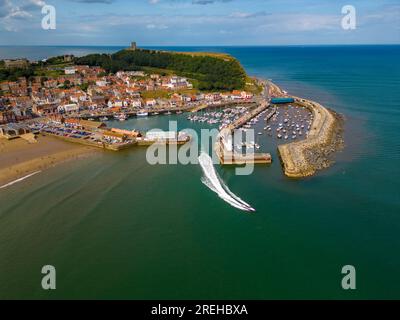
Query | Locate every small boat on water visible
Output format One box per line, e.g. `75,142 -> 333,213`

176,111 -> 183,114
137,111 -> 149,117
88,118 -> 95,121
258,132 -> 263,135
114,113 -> 127,121
153,112 -> 159,115
165,111 -> 172,115
100,116 -> 108,121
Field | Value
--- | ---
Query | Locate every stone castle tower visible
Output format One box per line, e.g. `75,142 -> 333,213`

130,42 -> 137,50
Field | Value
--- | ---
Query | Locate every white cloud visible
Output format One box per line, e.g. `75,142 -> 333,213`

146,23 -> 168,29
0,0 -> 47,32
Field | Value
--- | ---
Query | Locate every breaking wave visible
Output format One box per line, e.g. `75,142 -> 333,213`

198,152 -> 255,212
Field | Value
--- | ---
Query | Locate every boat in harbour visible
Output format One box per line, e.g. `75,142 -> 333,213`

137,111 -> 149,117
114,113 -> 127,121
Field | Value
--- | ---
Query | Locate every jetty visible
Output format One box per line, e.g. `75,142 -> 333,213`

277,96 -> 340,178
190,104 -> 208,113
215,101 -> 272,165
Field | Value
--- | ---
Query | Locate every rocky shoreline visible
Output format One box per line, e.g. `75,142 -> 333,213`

302,110 -> 344,172
275,89 -> 345,178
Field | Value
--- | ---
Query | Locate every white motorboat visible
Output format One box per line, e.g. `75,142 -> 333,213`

137,111 -> 149,117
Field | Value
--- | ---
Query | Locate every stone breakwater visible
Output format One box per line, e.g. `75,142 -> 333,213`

277,96 -> 344,178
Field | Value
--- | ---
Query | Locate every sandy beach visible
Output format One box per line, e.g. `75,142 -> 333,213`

0,135 -> 96,186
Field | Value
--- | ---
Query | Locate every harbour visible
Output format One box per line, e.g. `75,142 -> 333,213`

0,45 -> 399,300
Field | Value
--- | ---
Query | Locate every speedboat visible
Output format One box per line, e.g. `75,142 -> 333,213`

137,111 -> 148,117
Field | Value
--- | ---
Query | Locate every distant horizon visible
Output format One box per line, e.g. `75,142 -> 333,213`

1,43 -> 400,48
1,43 -> 399,62
1,1 -> 398,46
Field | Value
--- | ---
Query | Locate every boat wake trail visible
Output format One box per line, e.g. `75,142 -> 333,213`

198,152 -> 255,212
0,171 -> 41,190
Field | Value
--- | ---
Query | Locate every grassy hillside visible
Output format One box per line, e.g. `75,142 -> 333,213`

75,49 -> 247,91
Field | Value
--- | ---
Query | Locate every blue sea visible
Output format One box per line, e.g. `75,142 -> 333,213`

0,45 -> 399,299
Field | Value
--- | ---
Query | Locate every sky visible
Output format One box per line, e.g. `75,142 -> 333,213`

0,0 -> 399,46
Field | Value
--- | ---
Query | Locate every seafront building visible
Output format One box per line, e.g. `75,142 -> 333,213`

0,63 -> 254,126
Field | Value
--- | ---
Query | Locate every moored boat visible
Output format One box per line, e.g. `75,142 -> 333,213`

137,111 -> 149,117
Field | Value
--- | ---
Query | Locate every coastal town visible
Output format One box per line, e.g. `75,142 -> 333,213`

0,48 -> 344,186
0,57 -> 257,146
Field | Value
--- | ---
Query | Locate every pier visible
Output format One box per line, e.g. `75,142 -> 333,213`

229,100 -> 269,130
264,108 -> 276,122
215,145 -> 272,165
190,104 -> 208,113
277,96 -> 339,177
214,100 -> 272,165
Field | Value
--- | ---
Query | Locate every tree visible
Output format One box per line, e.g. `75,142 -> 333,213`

75,49 -> 246,91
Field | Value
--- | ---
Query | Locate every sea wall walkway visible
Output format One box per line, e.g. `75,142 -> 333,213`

277,96 -> 338,178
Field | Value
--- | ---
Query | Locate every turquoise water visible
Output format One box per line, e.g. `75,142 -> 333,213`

0,46 -> 399,299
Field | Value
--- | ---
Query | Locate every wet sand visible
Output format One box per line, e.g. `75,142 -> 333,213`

0,135 -> 96,186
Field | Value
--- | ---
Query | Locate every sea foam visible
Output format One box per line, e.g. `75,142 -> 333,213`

0,171 -> 41,190
198,152 -> 255,212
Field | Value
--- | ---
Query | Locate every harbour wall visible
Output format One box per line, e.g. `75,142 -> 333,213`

277,96 -> 343,178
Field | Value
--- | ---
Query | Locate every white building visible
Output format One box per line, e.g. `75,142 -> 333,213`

145,99 -> 157,107
131,99 -> 142,108
146,131 -> 177,140
96,80 -> 108,87
58,103 -> 79,113
65,67 -> 76,75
